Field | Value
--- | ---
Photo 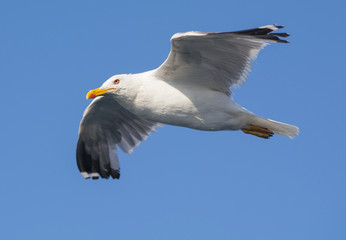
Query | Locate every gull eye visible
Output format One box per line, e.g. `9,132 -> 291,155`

114,79 -> 120,84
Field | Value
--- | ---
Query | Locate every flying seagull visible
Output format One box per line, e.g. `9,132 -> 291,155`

77,24 -> 299,180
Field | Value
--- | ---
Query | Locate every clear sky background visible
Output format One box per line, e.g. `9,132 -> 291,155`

1,0 -> 345,239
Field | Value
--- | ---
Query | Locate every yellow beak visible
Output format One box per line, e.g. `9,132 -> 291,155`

86,88 -> 115,99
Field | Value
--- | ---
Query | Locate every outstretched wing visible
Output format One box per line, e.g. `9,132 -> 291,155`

77,95 -> 160,179
154,24 -> 289,96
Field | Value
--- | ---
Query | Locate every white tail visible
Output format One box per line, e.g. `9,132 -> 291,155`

249,115 -> 299,138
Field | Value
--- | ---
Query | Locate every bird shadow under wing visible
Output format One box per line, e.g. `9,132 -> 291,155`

77,95 -> 160,179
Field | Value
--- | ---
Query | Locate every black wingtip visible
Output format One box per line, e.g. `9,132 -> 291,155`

275,32 -> 290,37
276,39 -> 290,43
229,24 -> 290,43
76,138 -> 121,180
110,169 -> 120,179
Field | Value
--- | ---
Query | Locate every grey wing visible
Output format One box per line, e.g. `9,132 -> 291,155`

76,95 -> 160,179
154,24 -> 289,96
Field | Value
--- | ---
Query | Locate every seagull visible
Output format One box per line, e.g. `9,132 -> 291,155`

77,24 -> 299,180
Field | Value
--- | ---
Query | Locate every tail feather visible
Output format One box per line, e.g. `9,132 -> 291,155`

247,115 -> 299,139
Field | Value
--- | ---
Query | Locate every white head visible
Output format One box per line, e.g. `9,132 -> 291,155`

86,74 -> 132,99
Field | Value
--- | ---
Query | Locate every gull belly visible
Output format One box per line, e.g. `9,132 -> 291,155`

122,75 -> 247,131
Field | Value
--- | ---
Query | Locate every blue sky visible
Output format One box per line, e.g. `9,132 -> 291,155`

1,0 -> 345,239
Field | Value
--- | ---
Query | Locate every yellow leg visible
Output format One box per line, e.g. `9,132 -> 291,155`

241,124 -> 274,139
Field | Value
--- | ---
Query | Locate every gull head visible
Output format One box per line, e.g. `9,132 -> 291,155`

86,74 -> 130,99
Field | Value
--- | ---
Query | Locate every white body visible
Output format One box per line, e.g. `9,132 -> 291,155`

112,71 -> 249,131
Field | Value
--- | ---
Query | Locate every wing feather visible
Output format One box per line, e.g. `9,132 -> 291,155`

77,95 -> 160,179
154,24 -> 289,96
